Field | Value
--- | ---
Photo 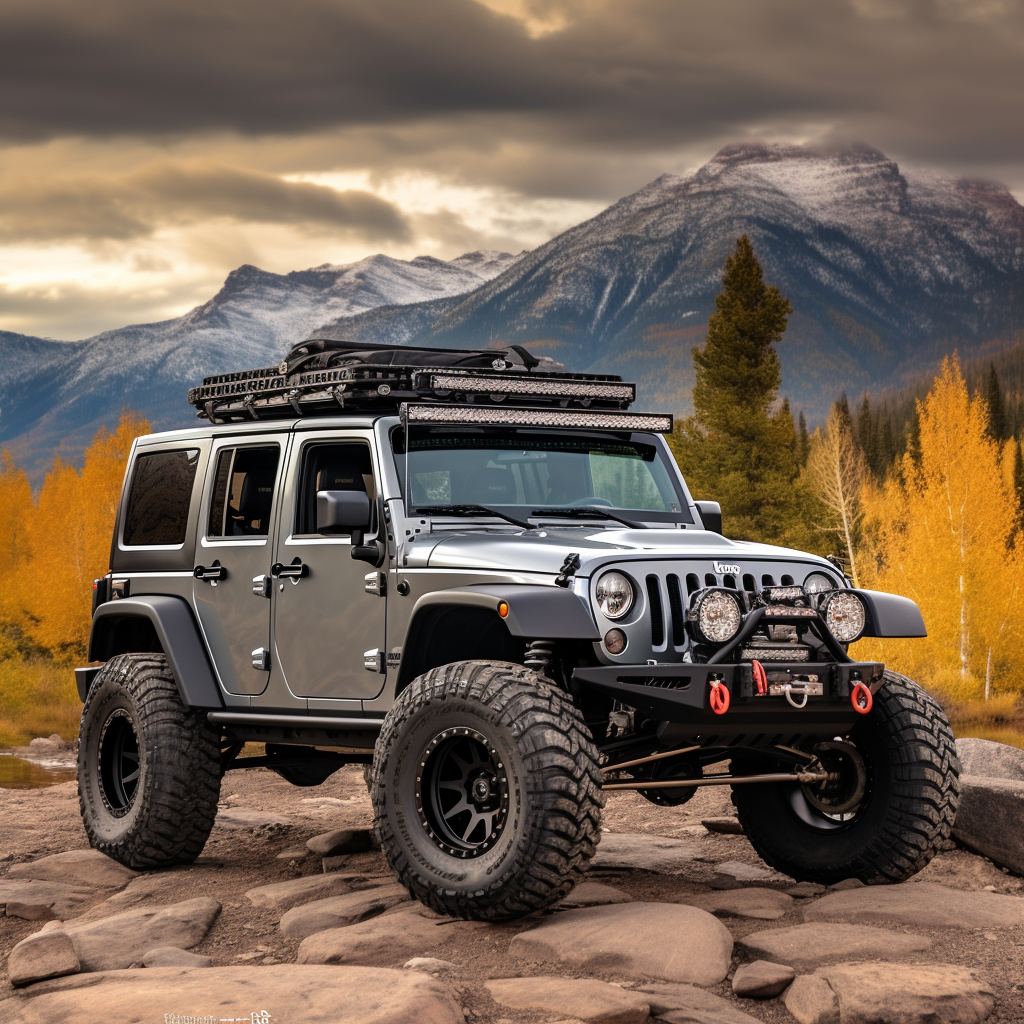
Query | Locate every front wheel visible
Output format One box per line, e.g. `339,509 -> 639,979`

732,672 -> 960,884
371,661 -> 604,921
78,653 -> 222,869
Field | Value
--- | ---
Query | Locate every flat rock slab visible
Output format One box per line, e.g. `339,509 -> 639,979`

784,975 -> 839,1024
740,922 -> 932,968
787,882 -> 828,898
559,882 -> 635,908
486,976 -> 650,1024
710,860 -> 792,888
732,960 -> 795,998
52,897 -> 221,971
702,818 -> 744,835
631,982 -> 764,1024
246,873 -> 375,911
142,947 -> 213,968
7,851 -> 137,889
953,775 -> 1024,875
0,881 -> 97,920
689,887 -> 795,920
7,929 -> 81,986
818,961 -> 995,1024
297,906 -> 465,966
72,871 -> 199,922
510,903 -> 732,985
214,807 -> 293,830
590,834 -> 701,873
306,828 -> 375,856
0,965 -> 465,1024
803,881 -> 1024,929
956,737 -> 1024,781
279,883 -> 411,938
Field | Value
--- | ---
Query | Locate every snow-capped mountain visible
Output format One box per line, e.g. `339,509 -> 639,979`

314,144 -> 1024,413
0,250 -> 523,480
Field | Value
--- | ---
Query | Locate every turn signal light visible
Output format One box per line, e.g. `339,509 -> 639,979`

498,601 -> 509,618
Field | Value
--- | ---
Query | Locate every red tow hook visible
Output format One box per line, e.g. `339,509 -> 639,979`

851,682 -> 873,714
752,660 -> 767,697
709,679 -> 730,715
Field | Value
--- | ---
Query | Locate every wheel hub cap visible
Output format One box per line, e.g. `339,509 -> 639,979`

97,708 -> 141,817
415,728 -> 509,858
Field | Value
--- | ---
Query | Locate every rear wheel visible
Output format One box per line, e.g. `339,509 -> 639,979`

732,672 -> 960,884
78,653 -> 222,869
372,660 -> 604,921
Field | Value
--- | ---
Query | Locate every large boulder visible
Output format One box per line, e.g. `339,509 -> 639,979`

802,881 -> 1024,929
6,930 -> 81,987
0,965 -> 464,1024
7,851 -> 137,889
58,897 -> 220,971
955,737 -> 1024,781
279,883 -> 410,938
739,922 -> 932,968
509,903 -> 733,985
952,775 -> 1024,876
485,976 -> 650,1024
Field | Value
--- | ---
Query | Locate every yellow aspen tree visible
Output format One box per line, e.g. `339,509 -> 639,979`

855,356 -> 1023,702
806,407 -> 865,587
0,451 -> 34,649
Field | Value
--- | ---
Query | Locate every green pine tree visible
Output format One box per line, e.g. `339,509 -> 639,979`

986,363 -> 1007,442
857,396 -> 878,476
796,411 -> 810,468
670,236 -> 800,543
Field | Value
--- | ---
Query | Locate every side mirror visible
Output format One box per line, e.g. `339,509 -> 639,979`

316,490 -> 371,535
694,500 -> 722,535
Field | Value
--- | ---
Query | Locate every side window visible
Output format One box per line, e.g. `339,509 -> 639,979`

296,443 -> 375,536
207,446 -> 280,538
123,449 -> 200,546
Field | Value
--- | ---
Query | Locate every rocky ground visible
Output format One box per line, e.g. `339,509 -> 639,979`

1,739 -> 1023,1024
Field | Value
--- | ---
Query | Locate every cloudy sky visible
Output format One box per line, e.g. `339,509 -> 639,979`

2,0 -> 1023,340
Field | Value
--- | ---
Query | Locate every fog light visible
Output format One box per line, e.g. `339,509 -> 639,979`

823,591 -> 866,643
690,589 -> 743,644
604,628 -> 627,654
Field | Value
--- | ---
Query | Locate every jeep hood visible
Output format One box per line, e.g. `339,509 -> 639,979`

403,527 -> 834,578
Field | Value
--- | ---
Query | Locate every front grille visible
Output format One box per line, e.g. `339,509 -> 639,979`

666,574 -> 686,646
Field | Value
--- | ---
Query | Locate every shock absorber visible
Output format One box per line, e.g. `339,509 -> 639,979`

524,639 -> 556,676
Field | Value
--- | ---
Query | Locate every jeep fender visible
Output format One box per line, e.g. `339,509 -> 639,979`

88,595 -> 223,708
856,590 -> 927,638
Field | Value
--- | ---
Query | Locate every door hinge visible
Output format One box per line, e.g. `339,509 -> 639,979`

364,571 -> 386,596
251,647 -> 270,671
363,648 -> 385,673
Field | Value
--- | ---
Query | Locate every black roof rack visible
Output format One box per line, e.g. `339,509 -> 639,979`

188,340 -> 645,425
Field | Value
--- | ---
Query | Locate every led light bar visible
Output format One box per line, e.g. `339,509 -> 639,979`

402,403 -> 673,433
740,646 -> 811,662
422,372 -> 635,403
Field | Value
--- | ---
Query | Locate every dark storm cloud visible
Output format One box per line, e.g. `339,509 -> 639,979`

1,0 -> 1023,169
0,161 -> 410,242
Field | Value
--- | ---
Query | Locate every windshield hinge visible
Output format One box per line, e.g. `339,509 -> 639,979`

555,552 -> 581,588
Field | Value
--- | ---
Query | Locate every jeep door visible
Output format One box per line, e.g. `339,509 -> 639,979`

271,432 -> 387,700
193,436 -> 287,697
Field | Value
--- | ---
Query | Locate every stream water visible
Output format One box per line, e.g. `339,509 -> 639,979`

0,753 -> 77,789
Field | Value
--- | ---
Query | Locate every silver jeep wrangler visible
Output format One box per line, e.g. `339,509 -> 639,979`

77,341 -> 960,921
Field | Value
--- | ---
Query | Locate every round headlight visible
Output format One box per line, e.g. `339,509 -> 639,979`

695,590 -> 743,644
595,572 -> 634,619
824,591 -> 866,643
804,572 -> 836,595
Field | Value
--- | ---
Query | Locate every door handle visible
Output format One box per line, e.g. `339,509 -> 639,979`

194,562 -> 226,582
271,560 -> 309,581
252,575 -> 270,598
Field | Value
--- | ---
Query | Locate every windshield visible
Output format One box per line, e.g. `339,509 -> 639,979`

393,428 -> 690,523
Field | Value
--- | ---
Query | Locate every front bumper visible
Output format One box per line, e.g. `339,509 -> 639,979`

573,659 -> 885,739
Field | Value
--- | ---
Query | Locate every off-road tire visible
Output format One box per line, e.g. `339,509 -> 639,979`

78,653 -> 222,869
371,660 -> 604,921
732,671 -> 960,884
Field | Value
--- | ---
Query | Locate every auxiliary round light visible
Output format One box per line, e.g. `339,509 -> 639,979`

604,629 -> 627,654
824,591 -> 866,643
804,571 -> 836,595
695,590 -> 743,644
595,572 -> 634,619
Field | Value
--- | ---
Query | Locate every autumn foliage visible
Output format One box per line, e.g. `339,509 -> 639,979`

0,413 -> 149,742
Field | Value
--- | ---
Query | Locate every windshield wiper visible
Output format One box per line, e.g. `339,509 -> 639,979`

531,507 -> 647,529
415,504 -> 535,530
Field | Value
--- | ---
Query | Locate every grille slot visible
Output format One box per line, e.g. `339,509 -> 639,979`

666,574 -> 686,647
646,575 -> 665,647
742,573 -> 756,592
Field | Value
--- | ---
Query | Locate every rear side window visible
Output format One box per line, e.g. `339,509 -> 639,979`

123,449 -> 200,546
207,446 -> 281,538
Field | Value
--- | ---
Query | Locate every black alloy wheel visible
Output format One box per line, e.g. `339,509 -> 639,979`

97,708 -> 141,816
793,739 -> 869,828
